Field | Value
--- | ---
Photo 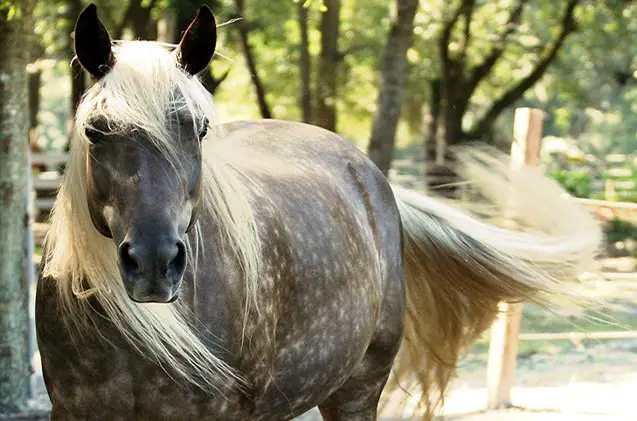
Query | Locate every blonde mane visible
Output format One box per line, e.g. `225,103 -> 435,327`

43,41 -> 263,393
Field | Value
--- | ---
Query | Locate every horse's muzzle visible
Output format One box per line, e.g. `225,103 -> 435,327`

117,238 -> 186,303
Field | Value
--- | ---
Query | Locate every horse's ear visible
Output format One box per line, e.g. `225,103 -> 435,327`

175,5 -> 217,75
74,4 -> 115,79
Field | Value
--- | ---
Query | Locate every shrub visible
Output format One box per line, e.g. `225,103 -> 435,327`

548,169 -> 592,198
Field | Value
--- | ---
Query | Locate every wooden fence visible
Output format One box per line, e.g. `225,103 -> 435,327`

31,152 -> 67,213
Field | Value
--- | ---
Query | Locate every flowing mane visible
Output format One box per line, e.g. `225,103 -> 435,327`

43,41 -> 263,393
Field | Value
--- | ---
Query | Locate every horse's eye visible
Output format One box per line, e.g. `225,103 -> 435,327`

198,117 -> 209,141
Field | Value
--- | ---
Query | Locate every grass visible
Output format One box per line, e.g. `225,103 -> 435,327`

462,273 -> 637,362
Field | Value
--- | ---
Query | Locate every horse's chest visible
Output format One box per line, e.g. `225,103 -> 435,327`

42,337 -> 251,420
38,307 -> 248,421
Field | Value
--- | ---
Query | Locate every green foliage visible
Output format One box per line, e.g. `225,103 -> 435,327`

28,0 -> 637,159
604,218 -> 637,246
1,0 -> 32,19
525,2 -> 637,154
38,60 -> 71,150
548,169 -> 593,198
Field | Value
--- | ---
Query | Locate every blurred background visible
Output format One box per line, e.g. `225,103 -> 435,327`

1,0 -> 637,420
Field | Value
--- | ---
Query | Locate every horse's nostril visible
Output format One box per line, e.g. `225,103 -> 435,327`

119,242 -> 140,274
168,241 -> 186,278
118,238 -> 186,282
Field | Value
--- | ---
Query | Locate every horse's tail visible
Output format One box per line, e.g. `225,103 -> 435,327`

388,146 -> 602,419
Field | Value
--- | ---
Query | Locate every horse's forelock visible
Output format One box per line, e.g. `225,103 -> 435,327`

75,41 -> 215,159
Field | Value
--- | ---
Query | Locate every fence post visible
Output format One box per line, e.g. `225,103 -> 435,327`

486,108 -> 545,409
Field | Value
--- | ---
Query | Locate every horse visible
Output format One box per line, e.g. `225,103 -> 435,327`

36,4 -> 601,420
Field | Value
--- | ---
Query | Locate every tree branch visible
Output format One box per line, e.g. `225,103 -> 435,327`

298,1 -> 312,123
114,0 -> 159,40
469,0 -> 579,139
439,0 -> 475,104
233,0 -> 272,118
115,0 -> 139,39
466,0 -> 528,93
458,0 -> 475,67
439,0 -> 471,74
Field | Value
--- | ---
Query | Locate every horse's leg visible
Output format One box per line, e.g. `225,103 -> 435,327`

318,274 -> 405,421
50,405 -> 76,421
317,359 -> 391,421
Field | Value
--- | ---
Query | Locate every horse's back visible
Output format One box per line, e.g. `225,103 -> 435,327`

212,119 -> 402,255
213,119 -> 377,175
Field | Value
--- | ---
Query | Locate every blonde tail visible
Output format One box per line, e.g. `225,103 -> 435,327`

387,146 -> 602,419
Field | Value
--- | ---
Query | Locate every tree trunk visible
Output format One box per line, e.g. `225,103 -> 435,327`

69,60 -> 86,124
423,78 -> 441,164
27,65 -> 45,173
236,29 -> 271,118
442,99 -> 467,148
157,8 -> 177,43
67,0 -> 85,152
427,101 -> 465,196
367,0 -> 420,175
298,2 -> 312,123
175,0 -> 222,40
234,0 -> 272,118
0,1 -> 34,412
27,71 -> 40,135
315,0 -> 341,131
115,0 -> 159,40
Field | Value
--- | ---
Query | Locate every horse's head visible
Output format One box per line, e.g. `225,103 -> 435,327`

73,4 -> 217,303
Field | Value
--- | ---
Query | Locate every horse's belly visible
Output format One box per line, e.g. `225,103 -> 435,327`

252,291 -> 380,419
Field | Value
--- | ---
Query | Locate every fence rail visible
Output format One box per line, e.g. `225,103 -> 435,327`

31,153 -> 67,212
518,330 -> 637,341
31,152 -> 68,166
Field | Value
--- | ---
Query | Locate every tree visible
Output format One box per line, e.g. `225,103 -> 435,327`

297,1 -> 312,123
115,0 -> 159,40
367,0 -> 420,175
27,26 -> 44,169
233,0 -> 273,118
525,1 -> 637,154
466,1 -> 579,140
0,0 -> 35,412
68,0 -> 86,134
315,0 -> 341,130
423,0 -> 580,182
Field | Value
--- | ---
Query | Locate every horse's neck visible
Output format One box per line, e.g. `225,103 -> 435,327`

183,216 -> 246,320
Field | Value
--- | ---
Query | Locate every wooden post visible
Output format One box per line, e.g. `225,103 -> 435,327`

486,108 -> 544,409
